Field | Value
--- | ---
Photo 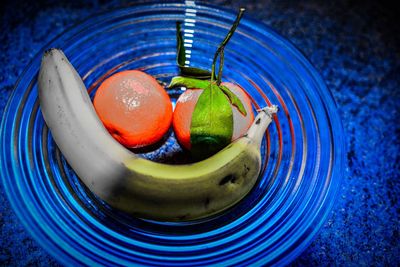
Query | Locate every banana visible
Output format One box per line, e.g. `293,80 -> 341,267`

38,48 -> 278,221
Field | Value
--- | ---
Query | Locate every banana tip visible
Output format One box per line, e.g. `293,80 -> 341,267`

43,48 -> 64,60
258,105 -> 278,115
44,48 -> 56,56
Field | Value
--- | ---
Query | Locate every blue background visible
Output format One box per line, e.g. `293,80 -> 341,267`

1,0 -> 399,265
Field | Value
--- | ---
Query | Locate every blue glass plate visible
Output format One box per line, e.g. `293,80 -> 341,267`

0,2 -> 344,266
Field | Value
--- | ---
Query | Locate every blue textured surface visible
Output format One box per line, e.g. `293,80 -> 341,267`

0,0 -> 399,266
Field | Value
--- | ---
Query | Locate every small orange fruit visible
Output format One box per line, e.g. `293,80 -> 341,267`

93,70 -> 173,148
173,82 -> 254,150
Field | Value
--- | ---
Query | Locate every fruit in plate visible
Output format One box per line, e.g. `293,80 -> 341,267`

38,48 -> 278,221
173,83 -> 254,150
169,8 -> 255,159
93,70 -> 172,148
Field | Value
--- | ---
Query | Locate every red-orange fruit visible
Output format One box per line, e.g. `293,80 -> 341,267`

93,70 -> 173,148
173,82 -> 254,150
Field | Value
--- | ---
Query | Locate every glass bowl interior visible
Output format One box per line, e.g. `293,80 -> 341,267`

0,2 -> 344,266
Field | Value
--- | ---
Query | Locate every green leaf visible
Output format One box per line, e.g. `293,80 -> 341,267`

176,21 -> 186,67
176,21 -> 212,79
190,83 -> 233,159
219,85 -> 247,116
169,78 -> 247,116
180,66 -> 212,79
168,76 -> 211,89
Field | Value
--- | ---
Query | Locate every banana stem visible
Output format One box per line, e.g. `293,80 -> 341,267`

246,105 -> 279,148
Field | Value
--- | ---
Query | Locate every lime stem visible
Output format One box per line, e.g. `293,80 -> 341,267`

217,49 -> 225,85
211,7 -> 245,84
